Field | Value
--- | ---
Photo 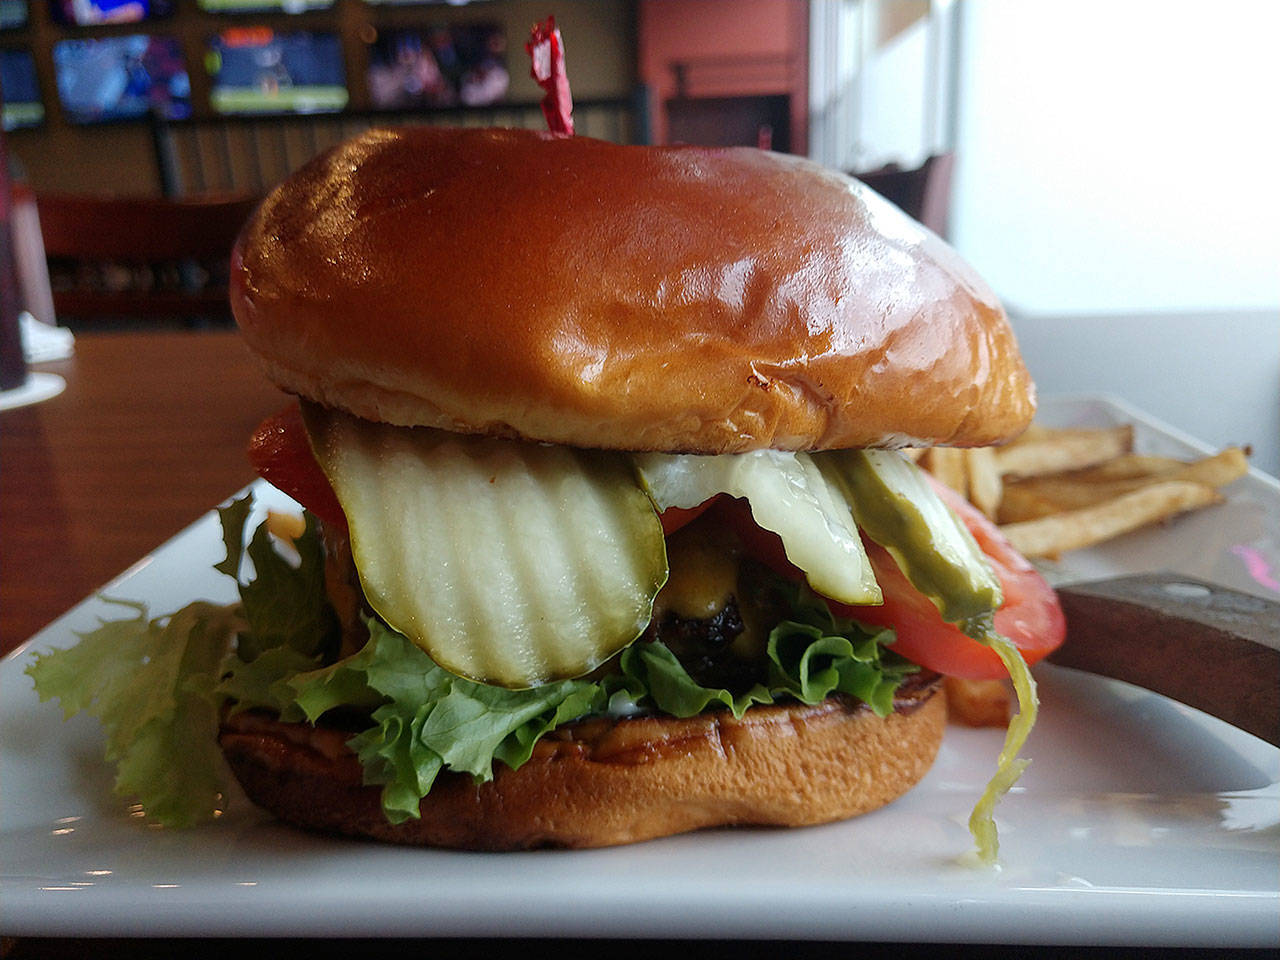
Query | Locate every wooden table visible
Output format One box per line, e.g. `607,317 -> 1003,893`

0,330 -> 283,653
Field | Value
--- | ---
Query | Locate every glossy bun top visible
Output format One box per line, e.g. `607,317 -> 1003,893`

232,128 -> 1034,452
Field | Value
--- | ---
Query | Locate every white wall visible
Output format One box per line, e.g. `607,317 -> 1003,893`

952,0 -> 1280,315
807,0 -> 1279,472
854,16 -> 932,170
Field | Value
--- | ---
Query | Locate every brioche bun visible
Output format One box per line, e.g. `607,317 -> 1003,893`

219,679 -> 944,850
231,128 -> 1034,454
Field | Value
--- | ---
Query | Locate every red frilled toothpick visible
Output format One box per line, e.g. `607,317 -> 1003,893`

526,16 -> 574,136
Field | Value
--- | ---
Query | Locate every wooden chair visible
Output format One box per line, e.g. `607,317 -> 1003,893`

853,153 -> 955,237
35,193 -> 260,327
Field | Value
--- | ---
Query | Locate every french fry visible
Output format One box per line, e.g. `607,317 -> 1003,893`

1055,452 -> 1185,482
1007,423 -> 1054,444
998,480 -> 1223,559
1149,447 -> 1249,488
919,421 -> 1246,558
1087,447 -> 1247,490
995,484 -> 1063,524
964,447 -> 1003,520
945,676 -> 1012,727
922,447 -> 968,498
1000,448 -> 1248,517
994,425 -> 1134,478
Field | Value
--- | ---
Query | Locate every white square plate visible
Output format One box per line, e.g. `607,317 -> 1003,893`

2,395 -> 1277,945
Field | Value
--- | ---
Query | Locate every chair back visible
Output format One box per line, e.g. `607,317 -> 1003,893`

853,153 -> 954,237
35,193 -> 259,325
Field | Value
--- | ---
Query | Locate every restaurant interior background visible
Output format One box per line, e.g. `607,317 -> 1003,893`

2,0 -> 1277,473
2,4 -> 1279,956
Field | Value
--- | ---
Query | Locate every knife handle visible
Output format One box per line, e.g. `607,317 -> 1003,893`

1049,573 -> 1279,747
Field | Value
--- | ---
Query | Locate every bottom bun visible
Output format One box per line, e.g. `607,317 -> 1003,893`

219,680 -> 945,850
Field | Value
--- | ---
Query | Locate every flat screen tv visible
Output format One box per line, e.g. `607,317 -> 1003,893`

366,23 -> 506,110
206,28 -> 347,115
196,0 -> 333,14
0,1 -> 28,29
1,48 -> 43,129
49,0 -> 175,27
364,1 -> 497,6
52,34 -> 191,124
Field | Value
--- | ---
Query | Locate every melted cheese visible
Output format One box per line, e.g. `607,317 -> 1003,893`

652,522 -> 740,621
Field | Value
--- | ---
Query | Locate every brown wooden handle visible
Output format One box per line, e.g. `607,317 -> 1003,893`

1050,573 -> 1280,746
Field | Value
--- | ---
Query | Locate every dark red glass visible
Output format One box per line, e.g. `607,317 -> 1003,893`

0,119 -> 28,392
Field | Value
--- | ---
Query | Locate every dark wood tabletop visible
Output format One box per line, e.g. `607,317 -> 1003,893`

0,330 -> 284,654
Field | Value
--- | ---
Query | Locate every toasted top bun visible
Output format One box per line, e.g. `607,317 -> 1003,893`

232,128 -> 1034,454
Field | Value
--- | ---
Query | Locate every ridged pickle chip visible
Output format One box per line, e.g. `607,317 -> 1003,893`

819,449 -> 1002,623
634,450 -> 882,606
302,404 -> 668,688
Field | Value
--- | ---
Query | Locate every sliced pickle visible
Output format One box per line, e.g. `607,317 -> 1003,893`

634,450 -> 881,606
817,449 -> 1002,623
302,404 -> 667,688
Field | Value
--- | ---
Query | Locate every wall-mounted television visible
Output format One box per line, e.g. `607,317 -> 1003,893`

52,34 -> 191,123
206,28 -> 346,115
366,22 -> 506,110
364,1 -> 496,6
49,0 -> 175,27
0,0 -> 28,29
196,0 -> 333,14
1,48 -> 43,129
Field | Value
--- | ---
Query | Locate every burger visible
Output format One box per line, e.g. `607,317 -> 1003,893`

29,128 -> 1065,857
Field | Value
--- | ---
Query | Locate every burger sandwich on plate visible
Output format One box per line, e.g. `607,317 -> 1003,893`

29,128 -> 1065,859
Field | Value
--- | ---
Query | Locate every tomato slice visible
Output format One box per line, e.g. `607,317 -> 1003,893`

711,483 -> 1066,680
248,403 -> 348,528
658,497 -> 720,536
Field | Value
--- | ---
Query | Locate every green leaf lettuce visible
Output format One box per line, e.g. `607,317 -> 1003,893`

27,494 -> 914,828
26,598 -> 244,827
